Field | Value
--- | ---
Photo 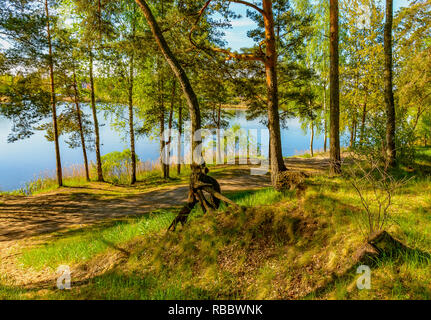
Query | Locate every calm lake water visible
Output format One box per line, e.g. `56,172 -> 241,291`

0,108 -> 327,191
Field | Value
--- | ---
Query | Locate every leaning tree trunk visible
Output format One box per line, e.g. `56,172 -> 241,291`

45,0 -> 62,187
262,0 -> 287,186
72,69 -> 90,182
89,49 -> 104,182
385,0 -> 396,167
329,0 -> 341,175
135,0 -> 240,231
135,0 -> 201,156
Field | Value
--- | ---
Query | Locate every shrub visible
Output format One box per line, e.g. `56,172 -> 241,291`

99,149 -> 139,184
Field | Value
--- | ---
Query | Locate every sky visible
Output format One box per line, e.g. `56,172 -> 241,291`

0,0 -> 413,55
222,0 -> 412,51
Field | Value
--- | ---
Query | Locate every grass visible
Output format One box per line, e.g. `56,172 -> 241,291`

1,160 -> 246,197
1,149 -> 431,300
19,209 -> 177,270
290,148 -> 327,159
1,161 -> 193,196
17,188 -> 288,271
227,187 -> 295,207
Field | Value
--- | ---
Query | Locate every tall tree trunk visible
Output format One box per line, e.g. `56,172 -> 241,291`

385,0 -> 396,167
353,119 -> 357,146
217,104 -> 222,164
177,105 -> 182,174
262,0 -> 287,186
224,135 -> 228,165
268,134 -> 272,171
128,9 -> 137,185
166,80 -> 176,179
89,49 -> 104,182
135,0 -> 201,162
310,121 -> 314,157
235,135 -> 239,165
72,69 -> 90,182
159,77 -> 167,179
329,0 -> 341,174
160,114 -> 166,178
44,0 -> 62,187
323,84 -> 327,153
359,99 -> 367,145
128,53 -> 136,184
349,116 -> 357,148
97,0 -> 102,40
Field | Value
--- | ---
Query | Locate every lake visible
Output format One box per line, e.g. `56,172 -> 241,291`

0,108 -> 327,191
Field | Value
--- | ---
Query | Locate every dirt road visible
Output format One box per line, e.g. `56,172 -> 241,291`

0,158 -> 328,243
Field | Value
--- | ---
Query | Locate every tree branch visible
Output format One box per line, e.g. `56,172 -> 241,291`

228,0 -> 267,18
188,0 -> 265,62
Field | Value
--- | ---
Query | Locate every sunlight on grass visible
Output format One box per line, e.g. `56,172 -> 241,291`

2,161 -> 192,196
230,188 -> 294,207
20,209 -> 176,270
8,149 -> 431,299
18,188 -> 287,271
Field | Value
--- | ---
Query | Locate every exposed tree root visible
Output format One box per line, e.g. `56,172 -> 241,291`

168,164 -> 239,231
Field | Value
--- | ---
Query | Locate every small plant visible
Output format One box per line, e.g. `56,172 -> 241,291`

346,157 -> 411,238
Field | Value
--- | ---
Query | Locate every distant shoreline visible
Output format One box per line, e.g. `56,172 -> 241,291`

1,96 -> 249,110
221,104 -> 248,110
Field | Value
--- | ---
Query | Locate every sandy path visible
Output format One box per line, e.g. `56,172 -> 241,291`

0,158 -> 329,244
0,170 -> 272,243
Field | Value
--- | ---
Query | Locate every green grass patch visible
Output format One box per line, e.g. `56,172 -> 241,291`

47,271 -> 214,300
19,209 -> 176,270
5,150 -> 431,300
228,188 -> 293,207
18,188 -> 285,271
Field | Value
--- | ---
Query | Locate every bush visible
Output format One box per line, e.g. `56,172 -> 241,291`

98,149 -> 139,184
352,113 -> 416,166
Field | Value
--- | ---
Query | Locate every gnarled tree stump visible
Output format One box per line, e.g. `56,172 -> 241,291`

167,164 -> 239,231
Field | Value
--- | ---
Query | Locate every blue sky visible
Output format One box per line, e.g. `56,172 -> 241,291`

0,0 -> 412,53
222,0 -> 411,51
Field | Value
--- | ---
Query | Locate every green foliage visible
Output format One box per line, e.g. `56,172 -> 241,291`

351,112 -> 417,166
0,73 -> 51,142
99,149 -> 139,184
396,121 -> 417,165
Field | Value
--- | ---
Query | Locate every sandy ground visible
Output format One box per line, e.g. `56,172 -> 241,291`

0,158 -> 332,290
0,158 -> 329,248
